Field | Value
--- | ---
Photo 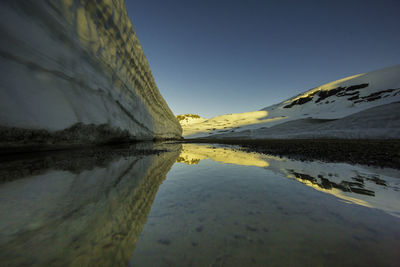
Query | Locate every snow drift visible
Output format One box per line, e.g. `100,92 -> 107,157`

0,0 -> 182,146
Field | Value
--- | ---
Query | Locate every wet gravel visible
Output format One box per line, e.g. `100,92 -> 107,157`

185,139 -> 400,169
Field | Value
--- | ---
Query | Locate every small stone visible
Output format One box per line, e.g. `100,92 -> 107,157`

246,225 -> 258,232
158,239 -> 171,245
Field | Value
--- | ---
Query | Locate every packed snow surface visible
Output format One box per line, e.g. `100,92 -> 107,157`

182,65 -> 400,139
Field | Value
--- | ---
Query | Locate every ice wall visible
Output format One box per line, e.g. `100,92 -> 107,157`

0,0 -> 182,144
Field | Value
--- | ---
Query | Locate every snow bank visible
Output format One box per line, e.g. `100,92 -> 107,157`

0,0 -> 181,145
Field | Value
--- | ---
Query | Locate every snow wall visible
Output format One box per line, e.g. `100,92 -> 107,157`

0,0 -> 182,145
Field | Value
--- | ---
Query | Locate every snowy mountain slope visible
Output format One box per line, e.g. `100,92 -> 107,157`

183,65 -> 400,139
208,102 -> 400,139
0,0 -> 181,146
180,111 -> 286,137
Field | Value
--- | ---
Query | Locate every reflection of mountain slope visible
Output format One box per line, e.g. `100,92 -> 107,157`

273,160 -> 400,217
0,144 -> 180,266
288,170 -> 379,196
177,144 -> 400,217
177,143 -> 270,167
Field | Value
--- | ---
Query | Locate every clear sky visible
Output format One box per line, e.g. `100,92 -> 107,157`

125,0 -> 400,118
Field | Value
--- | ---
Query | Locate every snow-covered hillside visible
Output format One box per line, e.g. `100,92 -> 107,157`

176,114 -> 206,126
0,0 -> 181,146
182,65 -> 400,139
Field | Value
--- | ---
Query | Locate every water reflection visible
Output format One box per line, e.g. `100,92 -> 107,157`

177,144 -> 270,167
178,144 -> 400,218
130,143 -> 400,266
0,143 -> 181,266
1,143 -> 399,266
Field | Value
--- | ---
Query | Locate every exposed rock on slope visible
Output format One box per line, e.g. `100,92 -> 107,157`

176,114 -> 205,126
0,0 -> 181,146
182,65 -> 400,139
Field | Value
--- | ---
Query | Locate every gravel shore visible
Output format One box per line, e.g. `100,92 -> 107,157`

184,139 -> 400,169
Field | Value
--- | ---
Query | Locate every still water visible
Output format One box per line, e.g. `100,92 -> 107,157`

0,143 -> 399,266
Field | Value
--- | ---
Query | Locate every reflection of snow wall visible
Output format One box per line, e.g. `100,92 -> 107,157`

0,0 -> 181,143
0,145 -> 180,266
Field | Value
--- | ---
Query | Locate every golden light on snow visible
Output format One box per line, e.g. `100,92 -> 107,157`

177,144 -> 270,167
182,111 -> 287,137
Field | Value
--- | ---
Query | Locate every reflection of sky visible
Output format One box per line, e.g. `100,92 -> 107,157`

126,0 -> 400,117
177,143 -> 400,217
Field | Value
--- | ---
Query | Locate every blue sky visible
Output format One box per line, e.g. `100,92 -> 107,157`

125,0 -> 400,118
